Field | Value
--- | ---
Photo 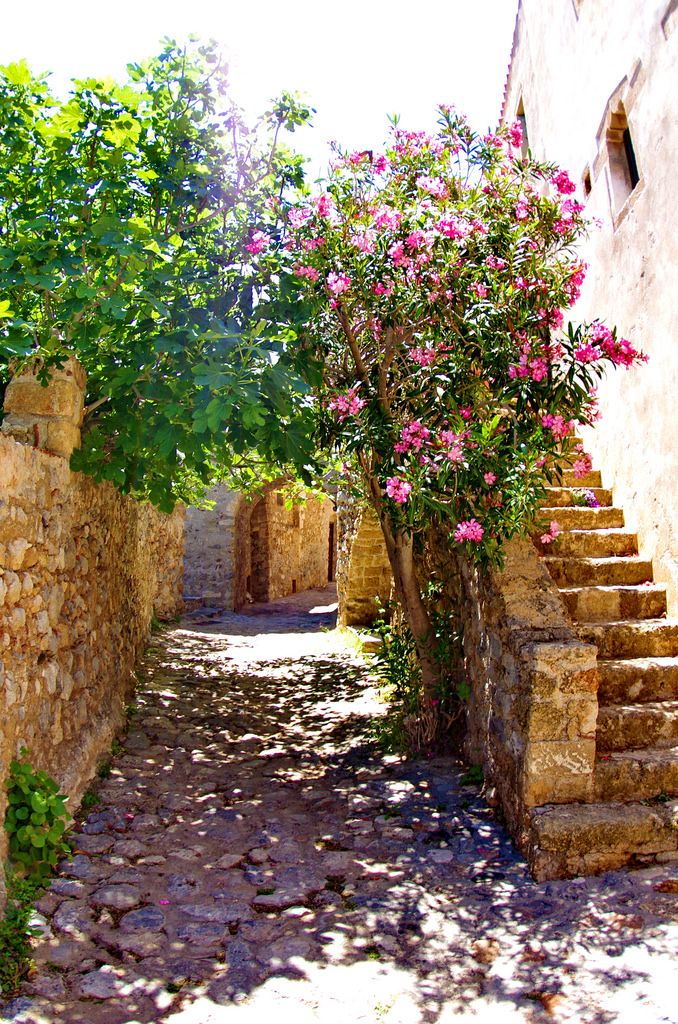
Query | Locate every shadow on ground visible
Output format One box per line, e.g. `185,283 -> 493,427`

4,602 -> 676,1024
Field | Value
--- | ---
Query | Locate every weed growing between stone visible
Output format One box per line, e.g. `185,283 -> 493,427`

1,752 -> 71,998
0,873 -> 41,998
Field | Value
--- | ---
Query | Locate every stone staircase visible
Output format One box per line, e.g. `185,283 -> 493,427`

526,462 -> 678,878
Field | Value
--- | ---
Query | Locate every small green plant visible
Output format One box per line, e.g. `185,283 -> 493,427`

365,945 -> 381,960
4,750 -> 70,882
79,790 -> 100,814
256,886 -> 276,896
460,764 -> 484,786
96,759 -> 112,780
0,872 -> 41,997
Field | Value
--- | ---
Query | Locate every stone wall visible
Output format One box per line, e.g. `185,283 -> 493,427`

502,0 -> 678,609
0,365 -> 184,908
184,485 -> 335,610
461,539 -> 598,849
183,487 -> 245,609
336,497 -> 393,627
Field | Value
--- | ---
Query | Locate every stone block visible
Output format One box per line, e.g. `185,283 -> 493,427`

522,739 -> 596,805
3,379 -> 84,423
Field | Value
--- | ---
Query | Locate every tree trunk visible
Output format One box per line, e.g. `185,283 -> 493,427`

372,503 -> 439,700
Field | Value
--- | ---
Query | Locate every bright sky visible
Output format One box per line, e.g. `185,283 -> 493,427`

1,0 -> 518,178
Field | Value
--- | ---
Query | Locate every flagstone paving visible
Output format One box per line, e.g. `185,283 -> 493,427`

2,586 -> 677,1024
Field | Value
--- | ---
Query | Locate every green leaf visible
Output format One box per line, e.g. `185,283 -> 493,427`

1,60 -> 32,87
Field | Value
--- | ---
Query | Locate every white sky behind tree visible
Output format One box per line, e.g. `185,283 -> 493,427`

1,0 -> 519,179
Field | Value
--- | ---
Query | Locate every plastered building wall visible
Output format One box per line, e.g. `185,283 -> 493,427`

502,0 -> 678,608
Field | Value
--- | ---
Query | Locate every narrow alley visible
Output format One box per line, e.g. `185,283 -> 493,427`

4,588 -> 676,1024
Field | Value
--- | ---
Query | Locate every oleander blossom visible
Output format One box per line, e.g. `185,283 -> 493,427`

540,520 -> 561,545
327,272 -> 351,296
386,477 -> 412,504
395,420 -> 431,454
454,519 -> 484,543
551,169 -> 576,195
328,387 -> 365,422
244,230 -> 270,255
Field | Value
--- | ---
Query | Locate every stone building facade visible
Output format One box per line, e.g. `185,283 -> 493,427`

0,360 -> 184,908
184,485 -> 336,611
501,0 -> 678,609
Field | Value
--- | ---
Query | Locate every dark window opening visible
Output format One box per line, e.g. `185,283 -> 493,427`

516,98 -> 529,161
291,579 -> 297,594
606,103 -> 640,213
582,168 -> 592,197
623,128 -> 640,189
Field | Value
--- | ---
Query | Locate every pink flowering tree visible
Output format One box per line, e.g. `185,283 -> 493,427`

249,108 -> 645,716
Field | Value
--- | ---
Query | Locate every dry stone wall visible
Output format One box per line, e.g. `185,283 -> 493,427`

461,539 -> 599,849
336,497 -> 393,627
0,364 -> 184,909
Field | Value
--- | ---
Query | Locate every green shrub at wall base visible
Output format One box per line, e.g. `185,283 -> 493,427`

4,750 -> 70,882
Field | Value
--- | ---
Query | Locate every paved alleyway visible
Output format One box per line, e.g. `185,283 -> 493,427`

3,587 -> 677,1024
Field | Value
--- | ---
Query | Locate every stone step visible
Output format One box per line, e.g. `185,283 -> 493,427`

538,506 -> 624,530
597,702 -> 678,751
559,583 -> 667,623
527,799 -> 678,880
544,486 -> 612,508
543,556 -> 653,587
537,529 -> 638,559
593,747 -> 678,802
599,657 -> 678,704
576,619 -> 678,659
560,468 -> 602,488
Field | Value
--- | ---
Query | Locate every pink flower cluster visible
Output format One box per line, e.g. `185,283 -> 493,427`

551,169 -> 576,195
395,420 -> 431,454
409,346 -> 437,366
540,520 -> 560,545
436,216 -> 471,241
327,272 -> 351,296
509,338 -> 549,382
485,255 -> 507,270
416,175 -> 448,199
295,264 -> 320,282
454,519 -> 484,543
386,477 -> 412,504
587,323 -> 644,367
245,230 -> 270,255
373,206 -> 402,230
328,387 -> 365,422
572,450 -> 592,478
542,413 -> 575,440
507,121 -> 524,149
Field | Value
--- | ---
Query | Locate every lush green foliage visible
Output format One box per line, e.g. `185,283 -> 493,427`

4,750 -> 70,881
0,45 -> 315,509
0,872 -> 41,998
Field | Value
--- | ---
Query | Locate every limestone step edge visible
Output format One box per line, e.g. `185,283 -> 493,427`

559,583 -> 667,623
576,618 -> 678,659
526,798 -> 678,881
597,701 -> 678,752
541,555 -> 654,587
543,486 -> 613,508
593,745 -> 678,802
598,656 -> 678,704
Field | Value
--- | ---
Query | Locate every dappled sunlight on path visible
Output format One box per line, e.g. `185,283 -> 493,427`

4,587 -> 677,1024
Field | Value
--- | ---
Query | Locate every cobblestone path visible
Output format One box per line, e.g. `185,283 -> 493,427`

3,587 -> 677,1024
